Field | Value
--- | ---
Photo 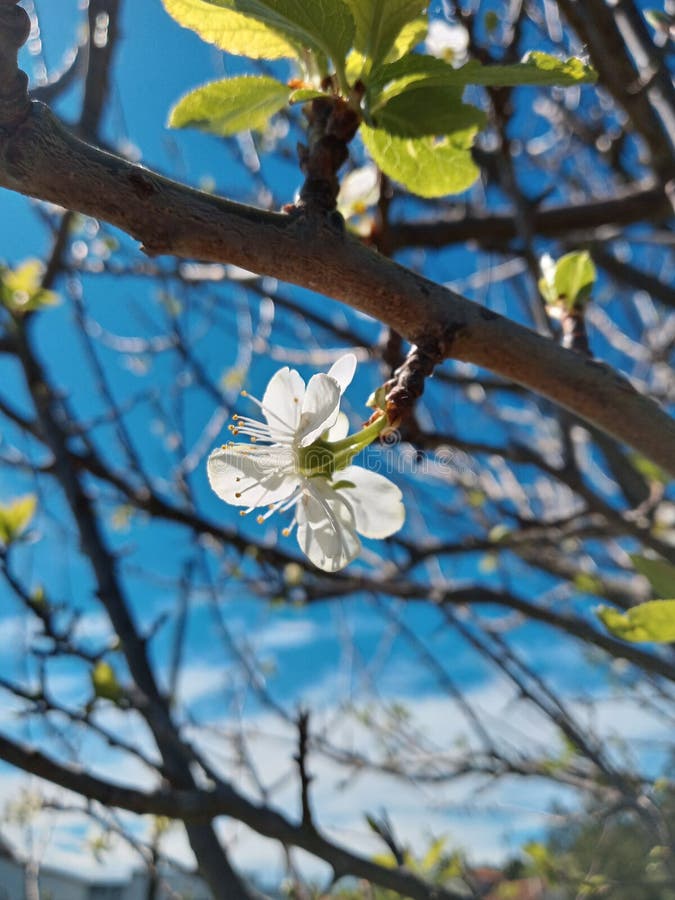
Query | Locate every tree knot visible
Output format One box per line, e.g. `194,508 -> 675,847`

0,0 -> 31,128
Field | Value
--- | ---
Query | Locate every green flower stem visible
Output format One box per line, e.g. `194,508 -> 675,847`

298,413 -> 388,477
325,412 -> 387,454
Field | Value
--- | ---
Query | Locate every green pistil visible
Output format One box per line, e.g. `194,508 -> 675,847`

297,444 -> 334,476
297,413 -> 387,477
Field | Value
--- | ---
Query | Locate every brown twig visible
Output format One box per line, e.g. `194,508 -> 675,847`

294,709 -> 315,829
296,87 -> 362,214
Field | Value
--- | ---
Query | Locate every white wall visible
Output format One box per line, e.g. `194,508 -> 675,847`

127,869 -> 211,899
38,868 -> 105,900
0,855 -> 211,899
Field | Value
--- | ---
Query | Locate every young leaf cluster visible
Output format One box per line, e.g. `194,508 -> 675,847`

597,555 -> 675,644
538,251 -> 597,312
0,495 -> 37,547
0,260 -> 59,315
162,0 -> 596,198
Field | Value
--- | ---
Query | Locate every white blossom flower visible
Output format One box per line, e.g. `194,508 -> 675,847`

425,19 -> 469,65
337,163 -> 381,234
207,354 -> 405,572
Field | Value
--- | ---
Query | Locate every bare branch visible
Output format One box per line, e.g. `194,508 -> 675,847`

0,732 -> 470,900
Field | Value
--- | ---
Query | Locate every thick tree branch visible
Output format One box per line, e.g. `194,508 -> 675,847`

0,103 -> 674,474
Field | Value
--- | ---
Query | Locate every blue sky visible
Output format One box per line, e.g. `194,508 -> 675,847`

0,0 -> 671,888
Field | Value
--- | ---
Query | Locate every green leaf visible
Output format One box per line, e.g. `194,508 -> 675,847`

597,600 -> 675,643
361,124 -> 480,198
524,841 -> 556,877
552,251 -> 596,309
538,251 -> 596,309
162,0 -> 297,58
289,87 -> 332,104
629,453 -> 669,485
91,661 -> 124,703
169,76 -> 291,136
345,49 -> 368,83
521,51 -> 597,85
484,10 -> 499,33
368,51 -> 596,110
573,572 -> 603,596
235,0 -> 355,69
645,10 -> 675,39
345,14 -> 425,83
645,10 -> 670,28
439,850 -> 464,880
165,0 -> 355,70
372,84 -> 487,137
0,495 -> 37,546
385,16 -> 427,62
345,0 -> 425,69
29,586 -> 46,611
1,260 -> 59,314
488,524 -> 510,543
421,835 -> 447,872
367,54 -> 456,108
630,554 -> 675,599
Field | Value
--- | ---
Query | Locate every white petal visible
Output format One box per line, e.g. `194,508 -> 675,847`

207,445 -> 297,508
325,411 -> 349,441
297,373 -> 341,447
334,466 -> 405,539
296,480 -> 361,572
261,367 -> 305,443
326,353 -> 357,395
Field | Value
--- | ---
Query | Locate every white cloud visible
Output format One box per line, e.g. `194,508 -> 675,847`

1,665 -> 672,889
254,618 -> 324,652
0,613 -> 39,655
71,610 -> 114,643
176,663 -> 230,706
